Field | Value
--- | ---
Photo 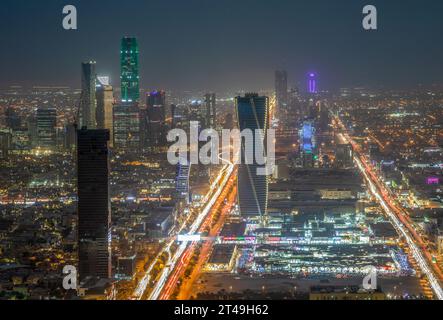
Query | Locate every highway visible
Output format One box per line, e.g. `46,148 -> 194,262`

159,176 -> 237,300
143,156 -> 235,300
335,118 -> 443,300
132,155 -> 235,300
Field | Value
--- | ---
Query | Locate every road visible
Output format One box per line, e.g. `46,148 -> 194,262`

132,156 -> 235,300
143,156 -> 236,300
334,117 -> 443,300
159,178 -> 237,300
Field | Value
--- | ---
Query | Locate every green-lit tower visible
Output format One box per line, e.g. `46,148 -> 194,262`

120,37 -> 139,103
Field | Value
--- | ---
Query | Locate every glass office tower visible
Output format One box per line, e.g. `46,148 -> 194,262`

120,37 -> 140,103
235,93 -> 269,218
77,128 -> 111,281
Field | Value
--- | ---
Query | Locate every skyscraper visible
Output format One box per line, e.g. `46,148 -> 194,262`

5,107 -> 21,130
36,108 -> 57,149
308,72 -> 317,94
236,93 -> 269,218
336,144 -> 354,168
77,128 -> 111,281
80,61 -> 97,129
113,102 -> 140,151
120,37 -> 139,103
204,93 -> 216,128
176,159 -> 191,204
275,70 -> 288,111
146,90 -> 166,149
300,120 -> 316,168
96,77 -> 114,147
0,130 -> 11,159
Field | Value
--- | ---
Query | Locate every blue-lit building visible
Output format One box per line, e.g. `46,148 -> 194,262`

236,93 -> 269,218
300,120 -> 316,168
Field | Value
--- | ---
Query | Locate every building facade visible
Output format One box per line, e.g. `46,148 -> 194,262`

36,108 -> 57,149
80,61 -> 97,129
77,128 -> 111,281
236,93 -> 269,218
113,103 -> 140,151
120,37 -> 139,103
96,77 -> 114,147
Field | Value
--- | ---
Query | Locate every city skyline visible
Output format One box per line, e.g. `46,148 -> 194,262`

1,0 -> 443,91
1,0 -> 443,304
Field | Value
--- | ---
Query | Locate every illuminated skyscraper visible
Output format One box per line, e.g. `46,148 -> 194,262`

77,128 -> 111,281
336,144 -> 354,168
300,120 -> 316,168
236,93 -> 269,218
36,108 -> 57,149
204,93 -> 216,128
79,61 -> 97,129
308,72 -> 317,94
96,77 -> 114,147
176,159 -> 191,204
146,90 -> 166,149
120,37 -> 139,103
113,102 -> 140,151
80,61 -> 97,129
275,70 -> 288,110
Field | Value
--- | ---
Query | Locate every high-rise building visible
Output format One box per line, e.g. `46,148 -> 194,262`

113,103 -> 140,151
120,37 -> 139,103
146,90 -> 166,149
170,104 -> 177,128
77,128 -> 111,281
80,61 -> 97,129
308,72 -> 317,94
300,120 -> 316,168
176,159 -> 191,204
36,108 -> 57,149
5,107 -> 21,130
0,130 -> 11,159
336,144 -> 354,168
204,93 -> 216,128
275,70 -> 288,111
318,101 -> 330,133
64,123 -> 77,152
236,93 -> 269,218
96,77 -> 114,147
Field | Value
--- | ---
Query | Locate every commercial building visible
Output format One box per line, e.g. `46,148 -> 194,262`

96,77 -> 114,147
145,90 -> 166,149
36,108 -> 57,149
120,37 -> 139,103
275,70 -> 288,111
113,103 -> 140,151
77,128 -> 111,281
236,93 -> 269,218
80,61 -> 97,129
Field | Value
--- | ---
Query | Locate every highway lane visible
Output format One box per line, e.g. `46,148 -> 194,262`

335,123 -> 443,300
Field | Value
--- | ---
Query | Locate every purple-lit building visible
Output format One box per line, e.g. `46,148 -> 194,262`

308,73 -> 317,94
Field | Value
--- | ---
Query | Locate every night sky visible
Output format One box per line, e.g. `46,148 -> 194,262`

1,0 -> 443,92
